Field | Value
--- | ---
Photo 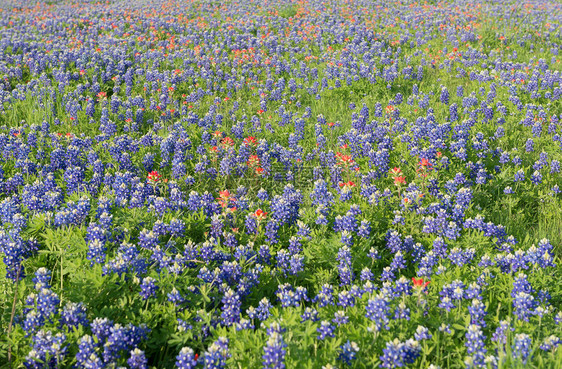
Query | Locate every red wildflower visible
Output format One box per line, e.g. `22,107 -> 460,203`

221,136 -> 234,146
419,158 -> 432,167
147,171 -> 162,183
218,190 -> 232,201
412,277 -> 430,290
393,176 -> 406,185
244,136 -> 257,146
390,167 -> 402,176
253,209 -> 267,221
217,190 -> 236,208
338,180 -> 355,189
247,155 -> 260,167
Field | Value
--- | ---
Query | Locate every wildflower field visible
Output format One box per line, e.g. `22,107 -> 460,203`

1,0 -> 562,368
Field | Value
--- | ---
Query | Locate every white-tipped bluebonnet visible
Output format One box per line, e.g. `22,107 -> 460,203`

414,326 -> 432,341
468,299 -> 487,327
139,277 -> 158,300
380,338 -> 421,368
301,307 -> 319,323
512,334 -> 532,364
24,330 -> 67,369
338,341 -> 359,365
263,322 -> 286,369
365,293 -> 390,331
465,324 -> 486,368
127,348 -> 148,369
337,246 -> 354,285
540,335 -> 561,352
317,320 -> 335,340
61,302 -> 89,329
76,335 -> 103,369
204,337 -> 230,369
176,347 -> 198,369
220,288 -> 241,326
332,310 -> 349,326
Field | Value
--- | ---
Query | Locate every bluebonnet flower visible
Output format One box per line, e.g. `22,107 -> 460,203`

540,335 -> 561,352
440,86 -> 449,104
512,273 -> 534,297
33,268 -> 51,288
379,339 -> 421,368
102,323 -> 149,363
176,347 -> 198,369
61,302 -> 89,329
512,334 -> 532,364
252,298 -> 272,321
177,319 -> 193,333
313,284 -> 334,307
394,301 -> 410,320
337,246 -> 354,285
360,268 -> 374,281
390,251 -> 406,271
380,267 -> 395,282
276,284 -> 299,308
530,170 -> 542,185
358,220 -> 371,238
386,230 -> 403,253
394,276 -> 412,296
76,335 -> 102,368
439,324 -> 451,334
221,289 -> 241,326
525,138 -> 534,152
301,307 -> 319,323
338,341 -> 359,365
465,283 -> 483,300
317,320 -> 335,340
139,277 -> 158,300
414,326 -> 432,341
367,247 -> 381,261
365,293 -> 390,331
337,290 -> 355,308
465,324 -> 487,368
25,330 -> 67,369
167,288 -> 184,305
91,317 -> 112,343
204,337 -> 230,369
513,291 -> 536,322
263,322 -> 286,369
438,297 -> 455,312
514,169 -> 525,182
128,348 -> 148,369
468,299 -> 487,327
332,310 -> 349,326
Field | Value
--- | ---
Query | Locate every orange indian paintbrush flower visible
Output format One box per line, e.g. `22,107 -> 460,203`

412,277 -> 430,289
253,209 -> 267,221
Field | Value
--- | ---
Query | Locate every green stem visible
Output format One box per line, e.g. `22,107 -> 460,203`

60,248 -> 64,306
7,263 -> 22,368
